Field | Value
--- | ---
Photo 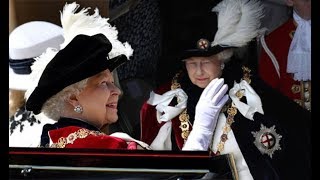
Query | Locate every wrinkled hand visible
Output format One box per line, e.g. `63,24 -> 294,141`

194,78 -> 229,131
183,78 -> 229,151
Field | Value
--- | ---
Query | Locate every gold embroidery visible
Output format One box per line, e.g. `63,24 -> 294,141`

299,80 -> 311,111
291,84 -> 301,94
171,71 -> 191,143
51,128 -> 104,148
179,111 -> 190,122
179,110 -> 191,140
242,66 -> 252,84
179,121 -> 190,131
181,130 -> 190,140
227,106 -> 237,116
77,128 -> 89,138
171,72 -> 182,90
56,137 -> 67,148
235,90 -> 244,99
215,103 -> 238,155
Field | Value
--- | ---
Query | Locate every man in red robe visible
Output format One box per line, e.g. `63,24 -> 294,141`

258,0 -> 311,111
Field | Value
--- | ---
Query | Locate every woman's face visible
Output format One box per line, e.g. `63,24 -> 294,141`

76,69 -> 121,129
185,55 -> 223,88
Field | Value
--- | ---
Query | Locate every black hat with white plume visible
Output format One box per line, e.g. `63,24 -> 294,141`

173,0 -> 264,60
25,2 -> 133,114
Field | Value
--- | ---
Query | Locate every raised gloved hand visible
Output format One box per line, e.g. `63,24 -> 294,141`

183,78 -> 229,151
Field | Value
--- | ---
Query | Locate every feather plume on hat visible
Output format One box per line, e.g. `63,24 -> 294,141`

60,2 -> 133,59
25,48 -> 58,100
211,0 -> 264,47
25,2 -> 133,101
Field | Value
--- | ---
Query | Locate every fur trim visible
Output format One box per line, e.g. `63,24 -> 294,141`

211,0 -> 264,47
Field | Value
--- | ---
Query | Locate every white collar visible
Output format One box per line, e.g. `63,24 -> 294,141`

287,11 -> 311,81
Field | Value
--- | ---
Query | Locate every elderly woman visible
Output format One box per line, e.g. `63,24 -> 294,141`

140,0 -> 311,179
141,0 -> 263,151
24,2 -> 149,150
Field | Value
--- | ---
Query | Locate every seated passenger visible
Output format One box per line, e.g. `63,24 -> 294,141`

140,0 -> 311,179
25,2 -> 149,150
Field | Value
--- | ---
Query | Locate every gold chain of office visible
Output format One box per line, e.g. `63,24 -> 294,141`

50,128 -> 105,148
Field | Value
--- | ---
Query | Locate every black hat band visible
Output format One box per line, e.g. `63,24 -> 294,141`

9,58 -> 35,74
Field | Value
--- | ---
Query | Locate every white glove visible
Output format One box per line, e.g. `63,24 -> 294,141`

183,78 -> 229,151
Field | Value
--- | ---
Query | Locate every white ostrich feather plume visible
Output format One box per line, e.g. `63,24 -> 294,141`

60,2 -> 133,59
25,48 -> 59,100
25,2 -> 133,101
211,0 -> 264,47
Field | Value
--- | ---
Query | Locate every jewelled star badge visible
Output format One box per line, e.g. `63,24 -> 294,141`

251,124 -> 282,158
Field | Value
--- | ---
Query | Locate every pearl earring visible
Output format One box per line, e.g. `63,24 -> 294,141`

74,105 -> 83,113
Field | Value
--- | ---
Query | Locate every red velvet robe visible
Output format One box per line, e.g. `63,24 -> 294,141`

49,126 -> 135,149
140,82 -> 191,150
43,118 -> 138,149
259,19 -> 302,102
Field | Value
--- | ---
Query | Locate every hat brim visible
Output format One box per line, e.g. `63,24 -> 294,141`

9,67 -> 32,91
27,54 -> 127,115
107,54 -> 128,72
177,45 -> 231,60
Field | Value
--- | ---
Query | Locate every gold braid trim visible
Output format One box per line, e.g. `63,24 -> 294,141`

213,66 -> 252,155
298,80 -> 311,111
50,128 -> 105,148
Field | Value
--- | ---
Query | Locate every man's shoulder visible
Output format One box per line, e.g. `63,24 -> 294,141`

266,18 -> 295,41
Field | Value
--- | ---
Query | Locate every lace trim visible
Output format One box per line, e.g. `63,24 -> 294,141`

50,128 -> 104,148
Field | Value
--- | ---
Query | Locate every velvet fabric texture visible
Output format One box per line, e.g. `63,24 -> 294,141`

223,60 -> 311,179
230,71 -> 311,179
26,34 -> 128,114
164,0 -> 228,62
140,82 -> 186,150
140,59 -> 311,179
